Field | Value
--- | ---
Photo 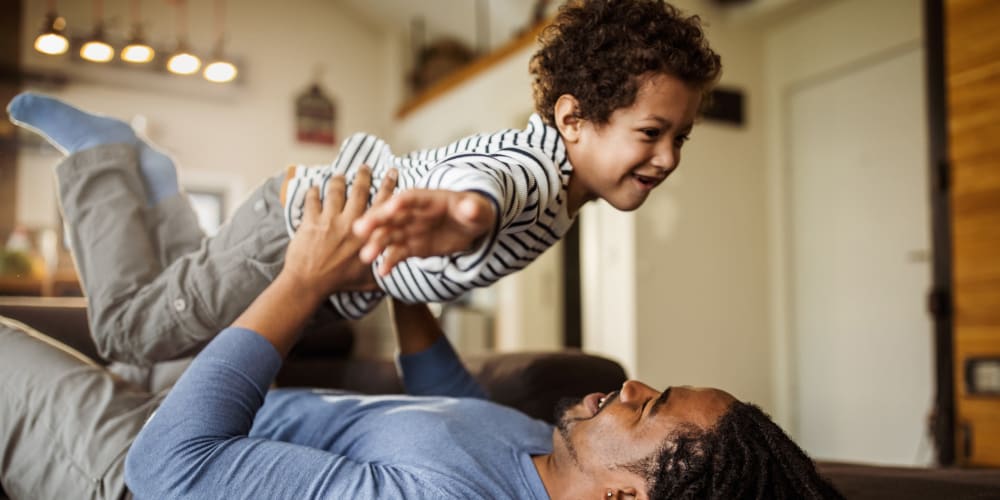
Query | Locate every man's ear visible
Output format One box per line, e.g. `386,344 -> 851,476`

554,94 -> 583,143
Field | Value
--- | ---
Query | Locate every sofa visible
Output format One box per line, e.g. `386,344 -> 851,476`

0,297 -> 628,423
3,298 -> 1000,499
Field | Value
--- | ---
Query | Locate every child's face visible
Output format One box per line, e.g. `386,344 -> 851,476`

566,73 -> 702,213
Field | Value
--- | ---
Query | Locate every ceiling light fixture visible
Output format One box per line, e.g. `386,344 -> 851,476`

121,0 -> 155,63
203,55 -> 237,83
203,0 -> 237,83
79,0 -> 113,63
166,0 -> 201,75
34,1 -> 68,56
167,44 -> 200,75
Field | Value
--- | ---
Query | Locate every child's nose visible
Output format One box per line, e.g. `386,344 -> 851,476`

652,149 -> 676,172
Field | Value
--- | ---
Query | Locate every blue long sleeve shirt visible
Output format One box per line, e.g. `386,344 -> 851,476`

125,328 -> 553,499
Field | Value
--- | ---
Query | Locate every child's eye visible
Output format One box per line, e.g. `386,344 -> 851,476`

640,128 -> 661,139
674,134 -> 691,147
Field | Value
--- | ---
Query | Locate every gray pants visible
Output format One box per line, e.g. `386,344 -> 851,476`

0,317 -> 160,500
58,145 -> 291,366
0,145 -> 296,498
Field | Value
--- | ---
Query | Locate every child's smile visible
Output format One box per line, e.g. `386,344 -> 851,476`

562,72 -> 703,214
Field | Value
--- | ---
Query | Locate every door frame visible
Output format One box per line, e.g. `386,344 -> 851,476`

923,0 -> 955,467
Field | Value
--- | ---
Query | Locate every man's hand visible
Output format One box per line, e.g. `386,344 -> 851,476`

283,166 -> 397,300
352,190 -> 496,276
234,166 -> 396,357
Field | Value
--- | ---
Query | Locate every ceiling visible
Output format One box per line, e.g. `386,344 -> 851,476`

331,0 -> 817,56
333,0 -> 542,55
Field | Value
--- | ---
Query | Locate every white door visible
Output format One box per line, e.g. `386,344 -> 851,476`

788,47 -> 935,465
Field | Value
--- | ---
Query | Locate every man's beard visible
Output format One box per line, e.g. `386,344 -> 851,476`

554,396 -> 582,466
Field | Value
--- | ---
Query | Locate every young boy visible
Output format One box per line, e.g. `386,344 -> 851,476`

7,0 -> 720,365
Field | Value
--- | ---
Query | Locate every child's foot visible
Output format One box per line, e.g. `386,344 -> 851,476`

7,92 -> 136,154
7,92 -> 179,205
352,189 -> 497,276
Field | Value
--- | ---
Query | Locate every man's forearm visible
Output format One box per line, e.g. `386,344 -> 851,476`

232,271 -> 326,357
390,300 -> 487,399
389,299 -> 444,355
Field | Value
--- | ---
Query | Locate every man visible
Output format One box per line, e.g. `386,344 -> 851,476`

0,170 -> 840,499
1,96 -> 840,499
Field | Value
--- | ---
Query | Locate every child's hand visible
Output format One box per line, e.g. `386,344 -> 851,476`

283,166 -> 397,297
352,190 -> 496,276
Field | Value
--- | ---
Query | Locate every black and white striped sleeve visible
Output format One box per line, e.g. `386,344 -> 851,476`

372,147 -> 563,303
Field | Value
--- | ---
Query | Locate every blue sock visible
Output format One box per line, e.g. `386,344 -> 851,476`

8,92 -> 179,205
7,92 -> 137,154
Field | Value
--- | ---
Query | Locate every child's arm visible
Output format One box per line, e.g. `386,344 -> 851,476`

353,189 -> 497,276
353,148 -> 562,278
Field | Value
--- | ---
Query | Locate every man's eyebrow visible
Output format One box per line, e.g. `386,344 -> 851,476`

648,387 -> 672,418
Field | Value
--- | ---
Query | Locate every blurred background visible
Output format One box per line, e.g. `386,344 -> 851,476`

1,0 -> 997,471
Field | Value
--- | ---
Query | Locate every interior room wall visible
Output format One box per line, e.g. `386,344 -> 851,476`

16,0 -> 394,229
629,3 -> 771,408
763,0 -> 929,459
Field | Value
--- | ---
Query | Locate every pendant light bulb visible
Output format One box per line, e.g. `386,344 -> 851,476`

203,41 -> 237,83
167,42 -> 201,75
204,59 -> 237,83
121,1 -> 154,64
122,42 -> 155,63
122,27 -> 155,64
121,24 -> 156,64
34,12 -> 68,55
81,40 -> 114,63
80,24 -> 113,63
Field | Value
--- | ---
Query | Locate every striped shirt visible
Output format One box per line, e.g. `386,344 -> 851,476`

281,114 -> 576,319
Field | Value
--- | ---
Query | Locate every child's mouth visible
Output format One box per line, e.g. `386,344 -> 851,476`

632,173 -> 660,189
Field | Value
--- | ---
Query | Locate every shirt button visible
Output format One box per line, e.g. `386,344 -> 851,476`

253,199 -> 267,213
173,298 -> 187,312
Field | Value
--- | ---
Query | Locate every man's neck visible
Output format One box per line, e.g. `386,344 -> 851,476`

534,453 -> 590,499
532,454 -> 558,498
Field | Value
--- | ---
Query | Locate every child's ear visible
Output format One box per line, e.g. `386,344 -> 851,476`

554,94 -> 583,143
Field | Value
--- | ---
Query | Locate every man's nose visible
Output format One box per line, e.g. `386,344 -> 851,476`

619,380 -> 658,404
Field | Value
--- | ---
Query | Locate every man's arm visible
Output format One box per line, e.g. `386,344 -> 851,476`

233,166 -> 390,355
391,299 -> 488,400
125,168 -> 436,499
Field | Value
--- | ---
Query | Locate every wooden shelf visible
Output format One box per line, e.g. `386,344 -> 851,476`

396,21 -> 549,119
0,268 -> 81,297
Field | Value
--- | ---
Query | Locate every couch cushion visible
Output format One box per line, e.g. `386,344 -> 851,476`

818,461 -> 1000,499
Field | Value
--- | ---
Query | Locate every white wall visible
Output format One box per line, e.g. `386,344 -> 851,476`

630,4 -> 771,406
763,0 -> 926,433
17,0 -> 393,228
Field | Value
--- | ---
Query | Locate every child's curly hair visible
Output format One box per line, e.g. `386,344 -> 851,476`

529,0 -> 722,126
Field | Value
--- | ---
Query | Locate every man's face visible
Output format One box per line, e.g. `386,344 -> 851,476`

566,72 -> 703,213
554,381 -> 735,479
